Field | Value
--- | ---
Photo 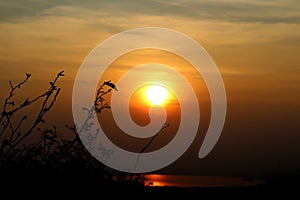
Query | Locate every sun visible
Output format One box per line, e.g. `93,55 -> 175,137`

145,85 -> 169,106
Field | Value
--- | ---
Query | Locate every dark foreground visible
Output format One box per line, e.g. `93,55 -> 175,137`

1,169 -> 299,198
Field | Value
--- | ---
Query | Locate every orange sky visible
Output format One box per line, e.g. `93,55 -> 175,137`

0,0 -> 300,178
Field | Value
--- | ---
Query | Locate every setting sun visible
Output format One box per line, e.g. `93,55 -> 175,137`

146,85 -> 169,106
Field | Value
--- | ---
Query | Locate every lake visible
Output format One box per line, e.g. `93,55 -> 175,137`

144,174 -> 266,188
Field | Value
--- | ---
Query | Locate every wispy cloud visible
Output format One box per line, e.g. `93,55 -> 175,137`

1,0 -> 300,24
0,0 -> 299,84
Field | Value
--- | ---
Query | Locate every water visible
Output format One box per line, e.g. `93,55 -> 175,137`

144,174 -> 266,188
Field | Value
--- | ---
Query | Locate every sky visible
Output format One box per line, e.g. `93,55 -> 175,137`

0,0 -> 300,178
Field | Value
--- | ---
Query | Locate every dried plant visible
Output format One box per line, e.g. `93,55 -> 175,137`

0,71 -> 64,165
0,71 -> 166,190
0,72 -> 113,178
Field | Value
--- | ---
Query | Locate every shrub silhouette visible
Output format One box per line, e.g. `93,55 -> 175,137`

0,71 -> 113,189
0,70 -> 158,191
0,71 -> 64,167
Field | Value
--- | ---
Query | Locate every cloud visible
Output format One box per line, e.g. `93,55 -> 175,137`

150,0 -> 300,24
1,0 -> 300,24
0,0 -> 52,22
0,0 -> 299,84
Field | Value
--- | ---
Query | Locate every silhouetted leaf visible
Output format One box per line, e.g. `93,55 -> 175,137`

8,101 -> 15,106
104,81 -> 118,91
58,71 -> 65,76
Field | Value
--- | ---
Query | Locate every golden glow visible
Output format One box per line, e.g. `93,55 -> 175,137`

145,85 -> 169,106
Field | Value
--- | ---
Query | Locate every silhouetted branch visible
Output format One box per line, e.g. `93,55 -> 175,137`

0,73 -> 31,137
95,81 -> 114,113
0,72 -> 122,188
2,71 -> 64,154
140,123 -> 170,154
131,122 -> 170,182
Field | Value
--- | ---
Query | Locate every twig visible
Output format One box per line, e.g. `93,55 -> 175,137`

132,122 -> 170,177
